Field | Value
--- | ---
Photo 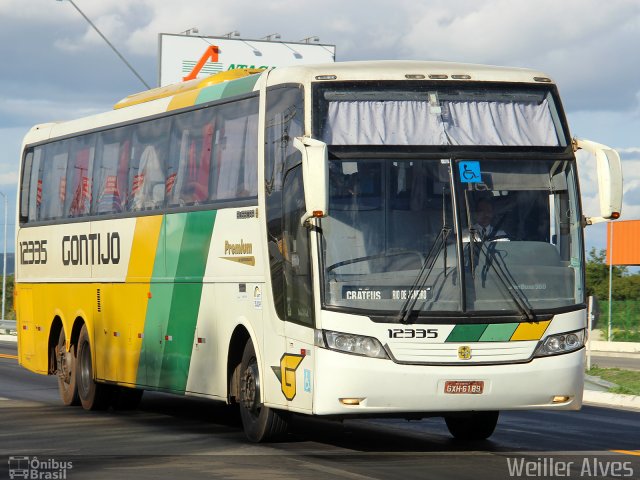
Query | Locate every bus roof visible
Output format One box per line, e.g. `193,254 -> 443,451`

22,60 -> 555,146
265,60 -> 555,86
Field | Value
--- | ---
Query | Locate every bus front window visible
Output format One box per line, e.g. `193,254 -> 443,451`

319,158 -> 584,317
321,159 -> 461,314
456,159 -> 584,314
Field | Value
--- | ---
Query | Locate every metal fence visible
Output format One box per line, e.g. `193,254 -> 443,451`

597,300 -> 640,341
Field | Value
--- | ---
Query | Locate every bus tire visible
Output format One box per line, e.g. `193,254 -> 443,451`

75,324 -> 111,411
55,328 -> 79,406
239,341 -> 289,442
445,411 -> 499,441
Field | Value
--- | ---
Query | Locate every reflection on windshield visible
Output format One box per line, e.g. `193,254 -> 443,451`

458,159 -> 583,313
320,158 -> 583,316
322,159 -> 461,313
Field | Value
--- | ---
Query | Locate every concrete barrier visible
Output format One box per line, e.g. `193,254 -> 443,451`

0,320 -> 16,329
589,340 -> 640,354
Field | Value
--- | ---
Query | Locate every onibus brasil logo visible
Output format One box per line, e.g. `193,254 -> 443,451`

8,456 -> 73,479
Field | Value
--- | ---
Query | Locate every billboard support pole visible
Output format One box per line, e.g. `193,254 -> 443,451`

608,221 -> 613,341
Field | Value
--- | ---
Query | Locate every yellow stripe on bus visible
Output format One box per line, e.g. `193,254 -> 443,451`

126,216 -> 163,281
167,90 -> 201,111
510,320 -> 551,341
112,215 -> 163,384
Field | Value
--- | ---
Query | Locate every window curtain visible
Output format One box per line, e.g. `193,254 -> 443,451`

322,99 -> 559,147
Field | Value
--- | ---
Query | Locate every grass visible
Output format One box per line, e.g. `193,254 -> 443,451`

587,366 -> 640,396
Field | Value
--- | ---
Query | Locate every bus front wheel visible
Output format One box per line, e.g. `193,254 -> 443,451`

55,328 -> 79,406
238,341 -> 289,442
445,411 -> 499,441
75,325 -> 111,411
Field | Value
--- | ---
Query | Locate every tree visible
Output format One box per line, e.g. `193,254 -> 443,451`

585,248 -> 638,300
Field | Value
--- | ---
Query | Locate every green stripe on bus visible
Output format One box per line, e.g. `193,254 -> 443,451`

478,323 -> 519,342
165,213 -> 188,279
445,324 -> 488,342
158,210 -> 216,392
137,217 -> 169,387
136,211 -> 216,392
196,83 -> 227,104
221,75 -> 260,98
195,75 -> 259,105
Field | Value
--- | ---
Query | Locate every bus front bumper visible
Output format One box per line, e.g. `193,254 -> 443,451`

312,347 -> 584,416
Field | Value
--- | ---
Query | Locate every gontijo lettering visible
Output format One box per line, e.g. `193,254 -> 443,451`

62,232 -> 121,265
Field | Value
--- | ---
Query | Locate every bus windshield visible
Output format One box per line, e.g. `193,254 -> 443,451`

320,157 -> 583,317
314,82 -> 568,147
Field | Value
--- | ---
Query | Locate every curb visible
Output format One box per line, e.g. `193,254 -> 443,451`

589,340 -> 640,354
583,390 -> 640,410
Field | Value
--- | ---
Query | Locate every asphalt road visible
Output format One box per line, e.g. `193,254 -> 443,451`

0,340 -> 639,480
587,354 -> 640,371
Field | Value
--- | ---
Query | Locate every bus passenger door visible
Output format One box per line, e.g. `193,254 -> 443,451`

281,164 -> 314,413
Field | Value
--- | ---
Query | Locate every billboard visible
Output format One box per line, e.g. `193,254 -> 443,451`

158,34 -> 336,86
606,220 -> 640,266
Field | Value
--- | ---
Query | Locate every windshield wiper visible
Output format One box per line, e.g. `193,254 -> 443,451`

395,225 -> 452,324
475,240 -> 537,321
460,189 -> 535,321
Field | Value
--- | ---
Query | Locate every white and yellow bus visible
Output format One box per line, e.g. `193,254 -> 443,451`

16,61 -> 622,442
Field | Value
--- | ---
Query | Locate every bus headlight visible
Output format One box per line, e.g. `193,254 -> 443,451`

533,329 -> 585,358
315,329 -> 389,359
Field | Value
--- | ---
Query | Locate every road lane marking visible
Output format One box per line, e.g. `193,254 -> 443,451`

611,450 -> 640,456
0,353 -> 17,360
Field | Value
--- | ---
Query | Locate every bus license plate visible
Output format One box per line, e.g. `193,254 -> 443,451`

444,381 -> 484,394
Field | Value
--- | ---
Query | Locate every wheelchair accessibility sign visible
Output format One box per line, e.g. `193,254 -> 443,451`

459,161 -> 482,183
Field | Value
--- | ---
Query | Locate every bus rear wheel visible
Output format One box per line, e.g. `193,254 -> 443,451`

238,341 -> 289,442
445,411 -> 499,441
55,328 -> 79,406
76,325 -> 111,411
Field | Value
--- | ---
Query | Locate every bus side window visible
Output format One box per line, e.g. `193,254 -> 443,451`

128,118 -> 170,211
19,150 -> 34,223
166,108 -> 215,206
38,141 -> 69,221
65,135 -> 96,217
264,85 -> 305,321
213,97 -> 259,201
93,127 -> 132,215
28,148 -> 43,222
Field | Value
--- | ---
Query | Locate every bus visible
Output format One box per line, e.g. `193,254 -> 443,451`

15,61 -> 622,442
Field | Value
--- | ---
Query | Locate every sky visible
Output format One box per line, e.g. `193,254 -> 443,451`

0,0 -> 639,255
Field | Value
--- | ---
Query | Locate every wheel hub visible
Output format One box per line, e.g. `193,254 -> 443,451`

56,345 -> 73,384
240,363 -> 260,414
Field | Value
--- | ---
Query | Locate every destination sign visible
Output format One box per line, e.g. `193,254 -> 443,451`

342,286 -> 432,301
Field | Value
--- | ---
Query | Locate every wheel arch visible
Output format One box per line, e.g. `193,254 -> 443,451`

227,323 -> 261,404
70,316 -> 86,352
47,316 -> 63,374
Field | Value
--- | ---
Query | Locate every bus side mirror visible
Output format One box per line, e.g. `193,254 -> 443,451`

574,138 -> 623,225
294,137 -> 329,226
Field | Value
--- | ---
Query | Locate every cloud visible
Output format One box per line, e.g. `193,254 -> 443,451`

0,0 -> 638,252
0,172 -> 18,186
0,96 -> 107,129
399,0 -> 640,111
